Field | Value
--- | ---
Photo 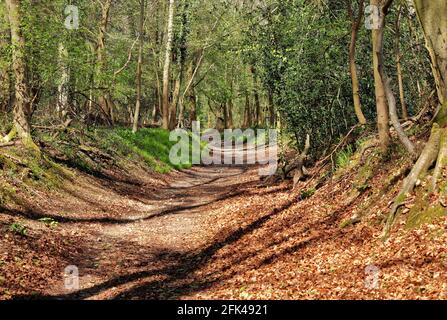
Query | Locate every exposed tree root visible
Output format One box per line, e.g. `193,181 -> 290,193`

1,126 -> 17,144
0,141 -> 15,148
431,129 -> 447,191
382,124 -> 443,239
291,134 -> 311,189
261,134 -> 311,188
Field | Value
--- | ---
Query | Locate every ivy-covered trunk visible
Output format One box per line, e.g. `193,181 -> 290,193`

2,0 -> 36,151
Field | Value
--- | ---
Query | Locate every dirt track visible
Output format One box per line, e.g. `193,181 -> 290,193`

37,163 -> 258,300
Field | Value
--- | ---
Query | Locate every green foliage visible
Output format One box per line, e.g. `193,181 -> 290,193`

38,217 -> 59,228
300,188 -> 316,200
116,128 -> 194,173
9,223 -> 28,237
335,145 -> 354,169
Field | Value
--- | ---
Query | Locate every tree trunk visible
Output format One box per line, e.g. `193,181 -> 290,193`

243,93 -> 251,128
348,0 -> 367,125
178,50 -> 203,128
251,66 -> 261,127
371,0 -> 391,153
169,72 -> 181,130
162,0 -> 175,130
222,103 -> 228,129
98,0 -> 112,121
395,4 -> 408,119
0,26 -> 11,113
384,76 -> 416,157
133,0 -> 145,133
227,100 -> 234,129
188,89 -> 197,123
268,89 -> 275,128
3,0 -> 36,150
414,0 -> 447,105
384,0 -> 447,238
57,43 -> 70,122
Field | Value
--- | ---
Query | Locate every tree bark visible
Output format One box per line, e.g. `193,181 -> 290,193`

251,66 -> 261,127
178,50 -> 203,128
243,93 -> 251,129
268,89 -> 275,128
3,0 -> 36,150
162,0 -> 175,130
383,0 -> 447,238
0,26 -> 11,113
57,43 -> 70,122
227,100 -> 234,129
371,0 -> 391,153
371,0 -> 390,153
348,0 -> 367,125
169,72 -> 181,130
414,0 -> 447,105
95,0 -> 112,125
384,76 -> 416,157
133,0 -> 145,133
395,4 -> 408,119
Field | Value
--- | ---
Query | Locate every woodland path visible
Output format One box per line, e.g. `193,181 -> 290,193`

40,157 -> 260,300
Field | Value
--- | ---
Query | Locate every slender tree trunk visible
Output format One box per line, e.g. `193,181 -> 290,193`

188,89 -> 197,123
254,91 -> 261,127
152,86 -> 161,124
178,50 -> 203,127
0,27 -> 10,113
395,4 -> 408,119
95,0 -> 112,125
162,0 -> 175,130
57,43 -> 70,122
243,93 -> 251,128
251,66 -> 261,127
268,89 -> 275,128
348,0 -> 367,125
133,0 -> 145,133
222,103 -> 228,129
227,100 -> 234,129
169,71 -> 181,130
371,0 -> 391,153
2,0 -> 36,150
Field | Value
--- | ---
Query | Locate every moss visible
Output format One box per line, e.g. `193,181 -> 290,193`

339,218 -> 353,229
26,157 -> 69,189
0,182 -> 17,206
352,152 -> 379,191
0,126 -> 17,143
0,154 -> 17,171
300,188 -> 316,200
407,204 -> 447,229
435,101 -> 447,128
395,192 -> 407,204
440,180 -> 447,195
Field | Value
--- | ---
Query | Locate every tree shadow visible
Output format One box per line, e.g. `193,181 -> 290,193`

13,197 -> 298,300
